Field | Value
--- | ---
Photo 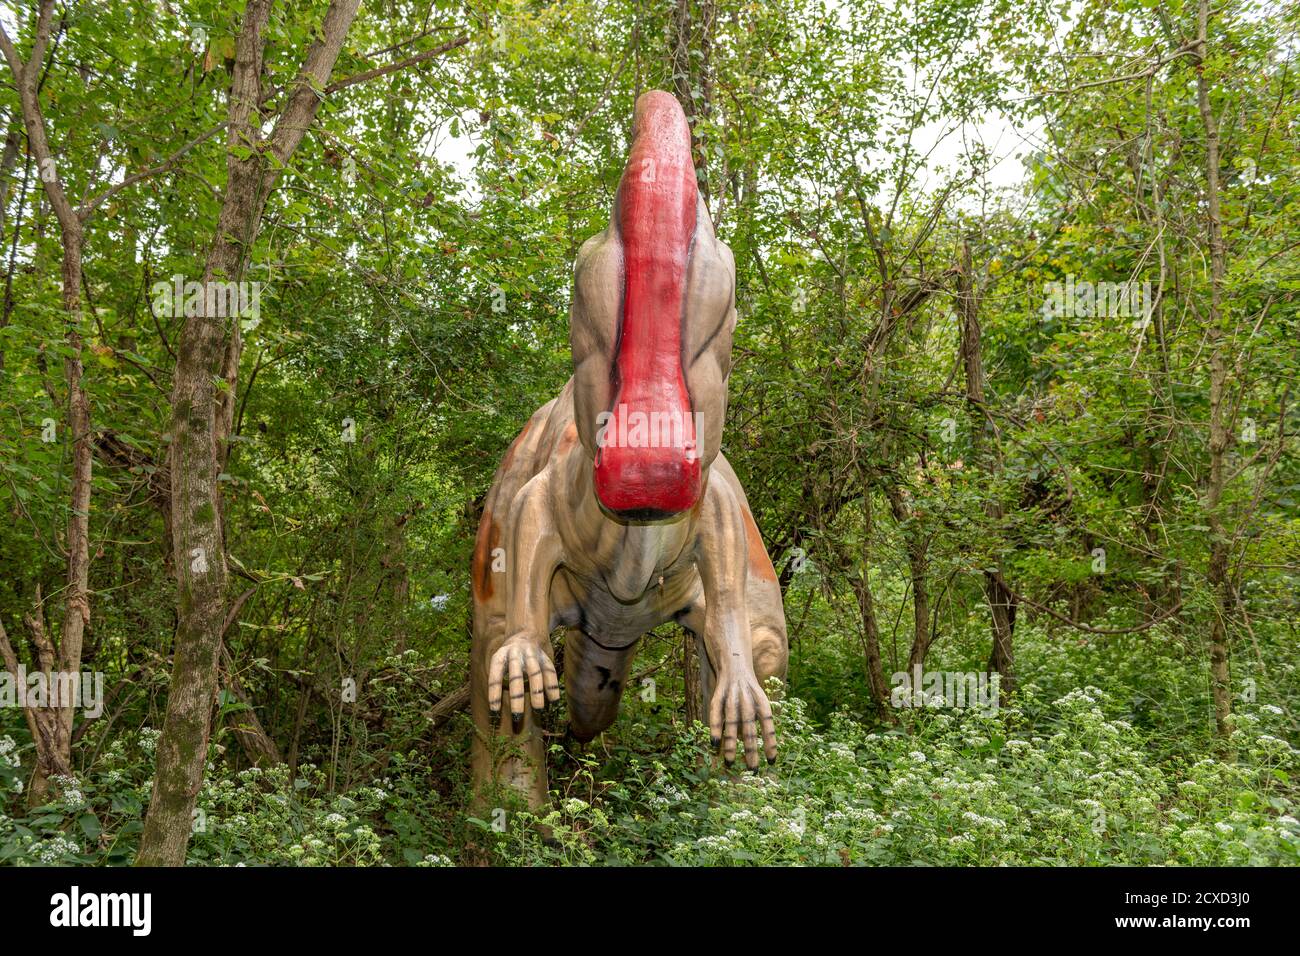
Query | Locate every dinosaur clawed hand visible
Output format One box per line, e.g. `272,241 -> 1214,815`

488,634 -> 561,733
709,667 -> 778,770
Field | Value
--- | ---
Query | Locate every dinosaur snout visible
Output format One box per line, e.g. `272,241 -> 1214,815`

593,399 -> 701,519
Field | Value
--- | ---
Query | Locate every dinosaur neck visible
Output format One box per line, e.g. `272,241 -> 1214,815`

593,92 -> 702,519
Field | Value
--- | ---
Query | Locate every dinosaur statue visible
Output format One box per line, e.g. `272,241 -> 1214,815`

470,90 -> 788,807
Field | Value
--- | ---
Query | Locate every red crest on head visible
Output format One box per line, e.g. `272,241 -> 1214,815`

593,92 -> 702,519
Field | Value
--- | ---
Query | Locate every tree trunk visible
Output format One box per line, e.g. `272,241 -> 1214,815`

958,236 -> 1015,702
1195,0 -> 1233,739
669,0 -> 713,209
884,479 -> 932,672
0,2 -> 94,803
219,644 -> 282,768
41,234 -> 92,802
856,492 -> 892,715
137,0 -> 362,866
683,626 -> 703,726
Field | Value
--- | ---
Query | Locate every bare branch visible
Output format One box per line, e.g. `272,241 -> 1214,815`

81,121 -> 229,218
324,34 -> 469,95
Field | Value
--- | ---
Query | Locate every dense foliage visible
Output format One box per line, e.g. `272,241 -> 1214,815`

0,0 -> 1296,865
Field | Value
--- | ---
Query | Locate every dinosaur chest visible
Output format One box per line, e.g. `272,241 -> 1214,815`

555,525 -> 702,646
561,564 -> 701,647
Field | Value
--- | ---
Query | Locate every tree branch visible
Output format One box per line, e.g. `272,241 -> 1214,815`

991,571 -> 1183,635
81,122 -> 229,218
324,34 -> 469,95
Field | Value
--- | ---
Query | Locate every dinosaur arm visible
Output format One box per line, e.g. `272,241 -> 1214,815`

695,476 -> 778,769
488,471 -> 563,729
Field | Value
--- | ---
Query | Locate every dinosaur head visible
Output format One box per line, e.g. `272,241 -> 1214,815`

569,91 -> 737,521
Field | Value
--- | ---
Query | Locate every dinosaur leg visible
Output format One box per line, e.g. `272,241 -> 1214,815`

743,560 -> 789,690
471,628 -> 547,809
681,472 -> 785,716
471,472 -> 563,809
563,628 -> 640,742
470,505 -> 513,810
696,477 -> 779,768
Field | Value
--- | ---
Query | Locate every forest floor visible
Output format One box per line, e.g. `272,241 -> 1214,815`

3,620 -> 1297,866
